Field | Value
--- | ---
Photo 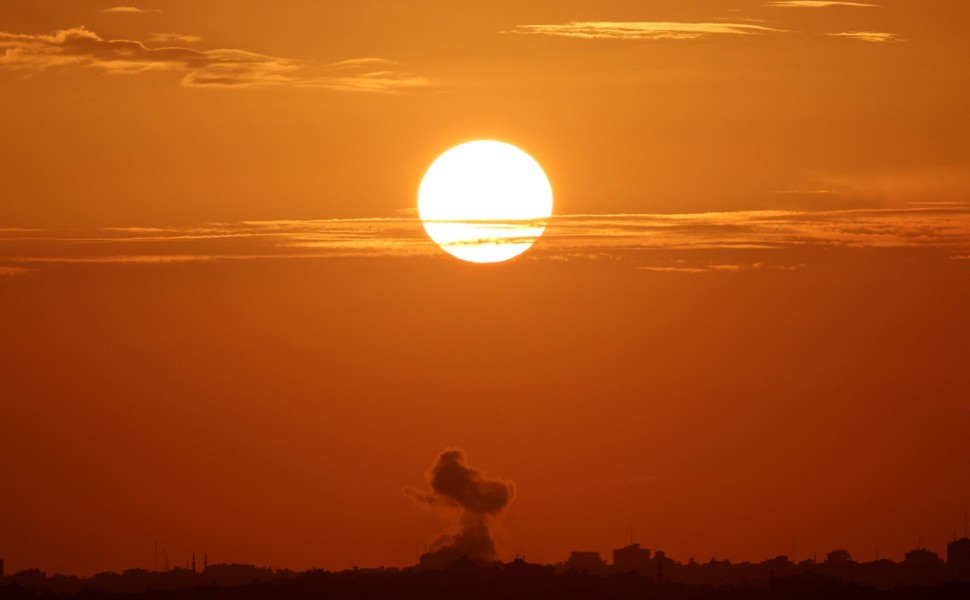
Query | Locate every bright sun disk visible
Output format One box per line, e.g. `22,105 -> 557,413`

418,140 -> 554,263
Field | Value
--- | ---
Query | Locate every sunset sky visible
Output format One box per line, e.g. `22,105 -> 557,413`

2,0 -> 969,577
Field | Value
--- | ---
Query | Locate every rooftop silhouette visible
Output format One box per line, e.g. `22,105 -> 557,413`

3,536 -> 970,597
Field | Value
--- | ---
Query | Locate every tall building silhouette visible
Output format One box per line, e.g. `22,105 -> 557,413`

949,537 -> 970,581
612,543 -> 651,574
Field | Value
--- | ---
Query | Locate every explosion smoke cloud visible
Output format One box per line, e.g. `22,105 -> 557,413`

406,449 -> 515,567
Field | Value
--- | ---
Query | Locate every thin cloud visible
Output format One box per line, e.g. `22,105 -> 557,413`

713,17 -> 770,24
765,1 -> 877,7
506,21 -> 785,41
541,207 -> 970,256
799,166 -> 970,205
150,32 -> 202,44
7,253 -> 354,265
640,261 -> 804,274
0,265 -> 36,277
828,31 -> 899,42
0,27 -> 429,91
773,189 -> 838,195
4,206 -> 969,269
102,6 -> 162,14
639,266 -> 707,273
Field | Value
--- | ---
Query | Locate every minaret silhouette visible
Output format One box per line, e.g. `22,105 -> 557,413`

192,552 -> 196,573
204,552 -> 208,573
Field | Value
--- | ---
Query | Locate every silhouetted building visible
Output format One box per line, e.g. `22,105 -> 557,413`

902,547 -> 946,586
819,549 -> 855,582
905,547 -> 943,566
566,551 -> 607,574
504,557 -> 553,579
655,550 -> 668,584
824,549 -> 853,566
1,558 -> 4,578
612,543 -> 651,574
949,537 -> 970,580
7,568 -> 47,589
200,563 -> 277,587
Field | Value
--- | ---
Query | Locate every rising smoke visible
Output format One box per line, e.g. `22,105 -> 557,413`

406,448 -> 515,568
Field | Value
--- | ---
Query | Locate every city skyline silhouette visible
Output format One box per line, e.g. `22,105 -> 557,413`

3,533 -> 970,596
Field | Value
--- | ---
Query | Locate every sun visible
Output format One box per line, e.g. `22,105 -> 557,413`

418,140 -> 554,263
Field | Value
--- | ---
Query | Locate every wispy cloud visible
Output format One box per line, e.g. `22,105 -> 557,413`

3,207 -> 968,270
0,27 -> 430,91
0,218 -> 435,266
102,6 -> 162,14
150,32 -> 202,44
794,166 -> 970,205
713,17 -> 770,24
310,57 -> 431,93
828,31 -> 900,42
0,265 -> 36,277
638,266 -> 707,273
773,189 -> 838,195
637,260 -> 806,273
506,21 -> 785,41
641,261 -> 806,274
765,1 -> 877,7
543,207 -> 970,256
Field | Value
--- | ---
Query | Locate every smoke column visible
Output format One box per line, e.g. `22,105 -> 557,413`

406,448 -> 515,568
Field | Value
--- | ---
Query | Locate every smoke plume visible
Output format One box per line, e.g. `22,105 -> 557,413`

406,448 -> 515,568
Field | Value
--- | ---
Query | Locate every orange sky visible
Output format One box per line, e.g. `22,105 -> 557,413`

1,0 -> 969,577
